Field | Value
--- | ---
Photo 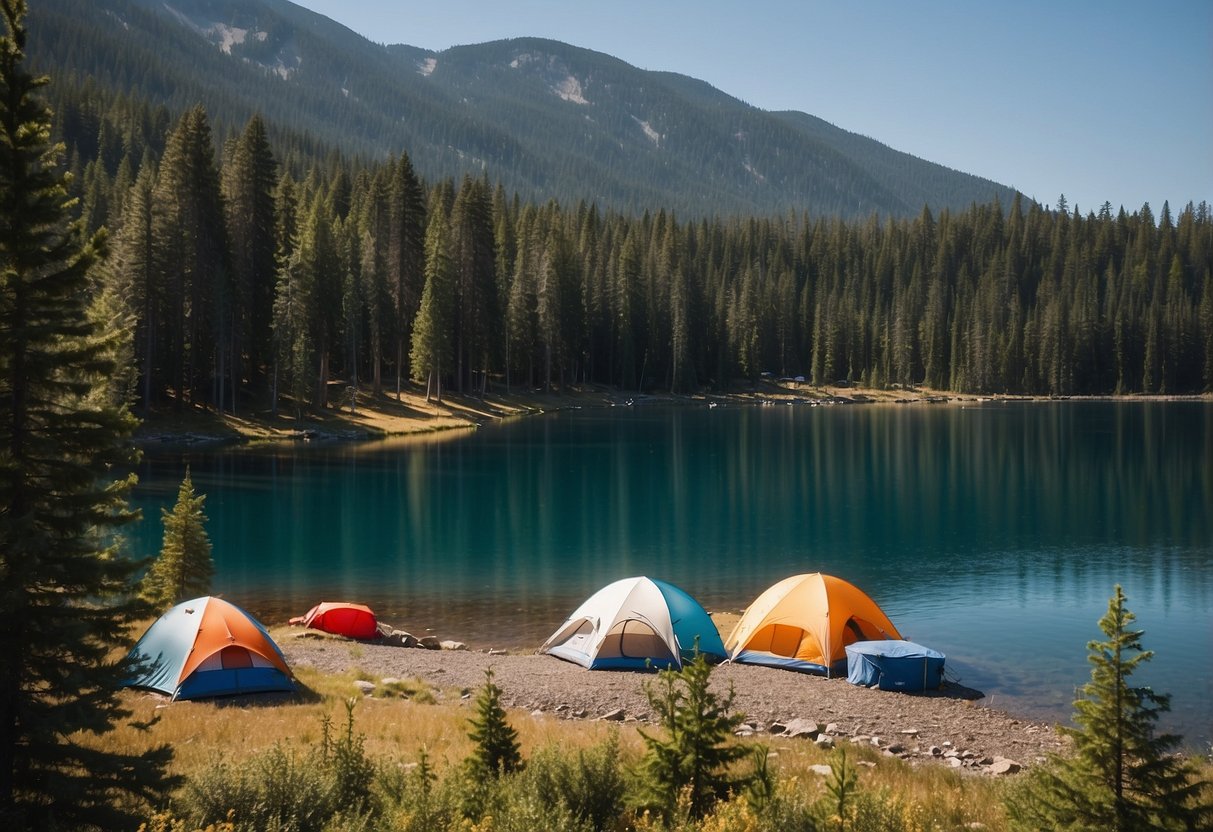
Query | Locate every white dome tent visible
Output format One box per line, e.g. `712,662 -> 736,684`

539,576 -> 725,670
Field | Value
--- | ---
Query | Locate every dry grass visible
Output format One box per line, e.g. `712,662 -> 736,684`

87,665 -> 646,780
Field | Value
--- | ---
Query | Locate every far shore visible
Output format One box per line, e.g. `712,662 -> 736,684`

132,380 -> 1213,448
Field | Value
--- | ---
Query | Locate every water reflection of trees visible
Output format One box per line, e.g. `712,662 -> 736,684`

127,403 -> 1210,625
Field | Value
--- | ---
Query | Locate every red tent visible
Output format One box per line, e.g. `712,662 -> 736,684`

289,601 -> 379,639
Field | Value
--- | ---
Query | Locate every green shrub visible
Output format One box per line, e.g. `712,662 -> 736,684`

172,702 -> 379,832
377,748 -> 461,832
179,745 -> 338,832
320,699 -> 378,813
523,734 -> 625,831
474,780 -> 594,832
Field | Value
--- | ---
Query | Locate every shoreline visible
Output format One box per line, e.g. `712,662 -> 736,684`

132,380 -> 1213,448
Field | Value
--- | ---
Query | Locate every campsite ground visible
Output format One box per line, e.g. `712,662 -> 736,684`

277,621 -> 1069,774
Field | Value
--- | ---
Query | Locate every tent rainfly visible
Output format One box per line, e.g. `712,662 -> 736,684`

289,601 -> 379,639
540,576 -> 726,670
124,596 -> 294,700
726,573 -> 902,676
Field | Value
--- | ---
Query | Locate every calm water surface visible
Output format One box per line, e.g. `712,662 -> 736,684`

130,401 -> 1213,747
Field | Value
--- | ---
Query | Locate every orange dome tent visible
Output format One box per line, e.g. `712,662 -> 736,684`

289,601 -> 379,639
725,573 -> 901,676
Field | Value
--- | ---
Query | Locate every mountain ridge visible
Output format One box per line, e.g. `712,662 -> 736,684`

31,0 -> 1019,218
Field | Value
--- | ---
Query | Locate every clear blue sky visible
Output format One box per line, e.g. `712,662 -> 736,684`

296,0 -> 1212,215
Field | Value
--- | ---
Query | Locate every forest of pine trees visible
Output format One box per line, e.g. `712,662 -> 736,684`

69,103 -> 1213,413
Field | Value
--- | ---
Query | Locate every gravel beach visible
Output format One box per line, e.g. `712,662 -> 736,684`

281,632 -> 1068,772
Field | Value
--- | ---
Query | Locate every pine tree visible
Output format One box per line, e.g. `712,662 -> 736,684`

140,468 -> 214,611
635,652 -> 753,820
387,153 -> 424,398
465,668 -> 522,778
450,176 -> 498,394
150,105 -> 227,409
99,155 -> 155,409
272,233 -> 314,419
0,2 -> 175,824
1007,586 -> 1212,831
410,207 -> 455,402
221,114 -> 277,406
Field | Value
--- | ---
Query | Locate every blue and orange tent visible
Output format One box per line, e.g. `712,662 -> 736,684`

124,596 -> 294,700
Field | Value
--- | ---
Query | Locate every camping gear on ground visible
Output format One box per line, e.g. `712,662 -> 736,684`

540,576 -> 726,670
845,639 -> 945,691
124,596 -> 294,700
289,601 -> 379,639
726,572 -> 902,676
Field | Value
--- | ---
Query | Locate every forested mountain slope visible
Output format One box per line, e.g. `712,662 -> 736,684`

30,0 -> 1016,218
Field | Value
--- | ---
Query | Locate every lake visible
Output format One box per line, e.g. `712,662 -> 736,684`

129,400 -> 1213,748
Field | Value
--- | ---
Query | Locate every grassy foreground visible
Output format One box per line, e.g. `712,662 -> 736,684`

92,663 -> 1016,831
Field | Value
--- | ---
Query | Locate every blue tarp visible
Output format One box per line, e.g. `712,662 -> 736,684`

845,640 -> 945,692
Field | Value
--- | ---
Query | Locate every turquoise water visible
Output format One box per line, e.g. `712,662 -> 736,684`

129,401 -> 1213,747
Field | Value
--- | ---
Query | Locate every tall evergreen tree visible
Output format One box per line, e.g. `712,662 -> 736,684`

150,105 -> 227,409
100,154 -> 155,409
0,2 -> 175,824
505,204 -> 540,391
139,468 -> 214,611
449,176 -> 498,393
221,114 -> 277,408
386,152 -> 424,398
1007,586 -> 1212,831
410,207 -> 455,403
